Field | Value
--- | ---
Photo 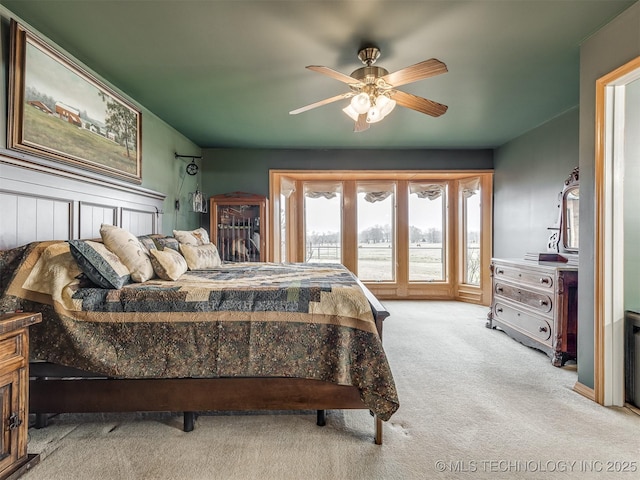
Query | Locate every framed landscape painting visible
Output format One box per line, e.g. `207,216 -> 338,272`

7,21 -> 142,184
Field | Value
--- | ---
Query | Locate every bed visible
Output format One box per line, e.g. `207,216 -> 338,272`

0,160 -> 398,444
0,238 -> 398,444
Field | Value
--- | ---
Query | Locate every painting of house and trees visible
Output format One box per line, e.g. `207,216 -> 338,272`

8,21 -> 142,184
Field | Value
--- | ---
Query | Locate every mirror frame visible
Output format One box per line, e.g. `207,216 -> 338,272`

561,167 -> 580,253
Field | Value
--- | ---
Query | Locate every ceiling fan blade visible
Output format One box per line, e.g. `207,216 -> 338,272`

289,92 -> 353,115
393,90 -> 448,117
306,65 -> 359,85
354,114 -> 370,132
381,59 -> 447,87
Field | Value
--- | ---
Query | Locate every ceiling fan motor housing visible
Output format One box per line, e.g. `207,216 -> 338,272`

350,66 -> 389,83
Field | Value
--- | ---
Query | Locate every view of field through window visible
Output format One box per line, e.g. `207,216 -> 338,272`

464,187 -> 482,285
408,188 -> 445,282
357,186 -> 395,281
302,182 -> 480,283
305,193 -> 342,264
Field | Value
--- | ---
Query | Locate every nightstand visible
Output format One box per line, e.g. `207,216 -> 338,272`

0,312 -> 42,480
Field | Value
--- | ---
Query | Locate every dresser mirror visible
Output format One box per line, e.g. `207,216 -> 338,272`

546,167 -> 579,259
562,182 -> 579,252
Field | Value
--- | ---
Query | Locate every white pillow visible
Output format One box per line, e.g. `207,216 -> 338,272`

100,224 -> 155,282
149,248 -> 188,281
173,227 -> 210,246
179,243 -> 222,270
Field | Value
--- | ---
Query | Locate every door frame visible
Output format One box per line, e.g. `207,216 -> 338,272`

594,56 -> 640,405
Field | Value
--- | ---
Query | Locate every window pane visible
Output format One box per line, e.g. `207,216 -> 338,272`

408,184 -> 445,281
304,185 -> 341,263
279,193 -> 287,261
357,184 -> 395,281
464,182 -> 481,285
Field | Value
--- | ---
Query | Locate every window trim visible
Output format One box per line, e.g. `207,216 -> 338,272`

269,170 -> 493,305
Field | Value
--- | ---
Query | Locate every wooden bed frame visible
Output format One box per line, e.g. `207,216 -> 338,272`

1,157 -> 392,444
29,289 -> 389,444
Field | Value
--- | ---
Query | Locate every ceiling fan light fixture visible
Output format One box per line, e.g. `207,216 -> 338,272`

291,47 -> 448,132
350,92 -> 371,114
376,95 -> 396,117
342,104 -> 360,121
366,105 -> 384,124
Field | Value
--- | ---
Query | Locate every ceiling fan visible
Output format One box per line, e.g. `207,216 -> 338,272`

289,47 -> 448,132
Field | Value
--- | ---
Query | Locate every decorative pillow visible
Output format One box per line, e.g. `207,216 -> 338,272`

149,248 -> 188,281
153,236 -> 180,252
68,240 -> 131,289
173,228 -> 210,246
179,243 -> 222,270
137,235 -> 159,254
100,224 -> 155,282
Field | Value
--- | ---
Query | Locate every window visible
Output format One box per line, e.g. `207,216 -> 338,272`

279,177 -> 296,261
270,171 -> 493,304
408,182 -> 446,281
460,178 -> 481,285
357,182 -> 395,281
304,182 -> 342,264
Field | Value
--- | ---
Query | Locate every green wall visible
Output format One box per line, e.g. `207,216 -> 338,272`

201,148 -> 493,198
579,1 -> 640,389
0,8 -> 202,235
493,108 -> 579,259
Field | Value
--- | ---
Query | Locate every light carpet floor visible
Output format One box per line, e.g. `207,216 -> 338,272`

22,301 -> 640,479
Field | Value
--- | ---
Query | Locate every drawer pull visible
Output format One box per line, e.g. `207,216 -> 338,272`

496,307 -> 503,313
540,277 -> 550,285
539,300 -> 549,306
496,287 -> 503,293
496,268 -> 504,274
539,326 -> 548,333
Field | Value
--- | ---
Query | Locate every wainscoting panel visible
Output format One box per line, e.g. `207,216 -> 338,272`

0,192 -> 72,249
1,155 -> 166,250
121,208 -> 157,236
79,202 -> 117,239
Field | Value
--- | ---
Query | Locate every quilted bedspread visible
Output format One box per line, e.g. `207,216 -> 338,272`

0,241 -> 399,421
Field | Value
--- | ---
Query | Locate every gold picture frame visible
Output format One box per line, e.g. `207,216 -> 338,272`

7,21 -> 142,184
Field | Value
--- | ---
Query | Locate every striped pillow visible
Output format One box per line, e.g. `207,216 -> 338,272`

69,240 -> 131,289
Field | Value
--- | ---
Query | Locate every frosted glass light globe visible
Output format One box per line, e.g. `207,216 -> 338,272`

366,105 -> 384,123
342,104 -> 359,121
350,93 -> 371,114
377,95 -> 396,117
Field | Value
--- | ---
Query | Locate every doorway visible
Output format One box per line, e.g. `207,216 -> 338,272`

594,56 -> 640,406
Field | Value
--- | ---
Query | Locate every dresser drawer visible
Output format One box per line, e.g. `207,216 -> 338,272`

493,264 -> 554,290
494,282 -> 553,314
0,332 -> 24,365
493,301 -> 553,345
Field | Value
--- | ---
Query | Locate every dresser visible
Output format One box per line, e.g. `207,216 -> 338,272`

487,258 -> 578,367
0,312 -> 41,479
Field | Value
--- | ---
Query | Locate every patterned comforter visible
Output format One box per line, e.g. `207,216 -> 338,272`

0,241 -> 399,421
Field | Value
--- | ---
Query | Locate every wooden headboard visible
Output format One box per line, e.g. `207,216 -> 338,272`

0,156 -> 165,249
